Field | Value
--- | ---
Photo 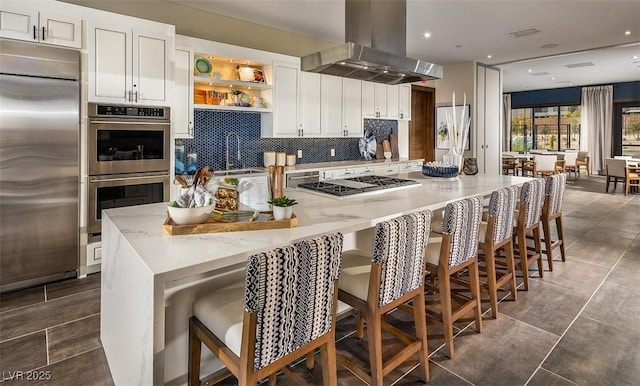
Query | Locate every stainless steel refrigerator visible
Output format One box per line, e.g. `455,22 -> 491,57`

0,39 -> 80,292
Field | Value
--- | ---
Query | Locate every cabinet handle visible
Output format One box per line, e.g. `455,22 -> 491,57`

33,26 -> 37,40
42,26 -> 45,41
127,90 -> 132,102
399,111 -> 404,119
189,122 -> 193,137
135,91 -> 138,103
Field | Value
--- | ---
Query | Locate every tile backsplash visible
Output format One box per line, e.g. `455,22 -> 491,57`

179,110 -> 398,171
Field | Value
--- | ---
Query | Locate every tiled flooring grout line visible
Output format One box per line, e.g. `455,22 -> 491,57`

45,328 -> 50,365
523,247 -> 628,385
0,312 -> 100,345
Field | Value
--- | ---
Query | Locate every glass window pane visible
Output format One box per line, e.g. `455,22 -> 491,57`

533,107 -> 558,150
560,106 -> 581,150
510,108 -> 532,152
622,106 -> 640,157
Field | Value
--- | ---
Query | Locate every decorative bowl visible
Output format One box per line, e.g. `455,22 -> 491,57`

167,202 -> 215,225
422,164 -> 459,178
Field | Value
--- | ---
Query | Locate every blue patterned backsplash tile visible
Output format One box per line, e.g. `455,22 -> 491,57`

179,111 -> 398,170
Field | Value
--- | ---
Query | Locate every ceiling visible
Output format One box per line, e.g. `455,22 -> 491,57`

169,0 -> 640,93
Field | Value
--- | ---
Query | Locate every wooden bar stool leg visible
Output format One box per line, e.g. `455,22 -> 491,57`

517,230 -> 530,291
469,261 -> 483,333
439,266 -> 455,358
485,251 -> 499,319
367,311 -> 384,386
556,216 -> 566,262
534,226 -> 543,278
188,319 -> 202,386
505,242 -> 518,301
542,216 -> 554,271
413,292 -> 430,383
320,341 -> 337,386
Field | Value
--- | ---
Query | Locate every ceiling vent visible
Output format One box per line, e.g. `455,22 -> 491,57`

300,0 -> 443,85
509,27 -> 541,38
531,72 -> 550,76
565,62 -> 595,69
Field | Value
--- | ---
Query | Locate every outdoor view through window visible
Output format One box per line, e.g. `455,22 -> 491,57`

622,106 -> 640,157
510,106 -> 581,152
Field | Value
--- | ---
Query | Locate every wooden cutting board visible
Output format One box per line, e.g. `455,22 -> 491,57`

376,142 -> 384,159
390,134 -> 399,158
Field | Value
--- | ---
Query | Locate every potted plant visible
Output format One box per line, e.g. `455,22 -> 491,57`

268,195 -> 297,220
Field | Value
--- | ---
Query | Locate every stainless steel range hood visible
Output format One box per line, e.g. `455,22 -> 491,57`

300,0 -> 443,85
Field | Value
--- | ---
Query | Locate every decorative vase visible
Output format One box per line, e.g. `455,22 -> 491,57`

443,147 -> 463,172
232,95 -> 240,106
462,158 -> 479,175
272,206 -> 293,221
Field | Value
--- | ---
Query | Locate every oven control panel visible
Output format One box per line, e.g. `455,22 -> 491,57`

93,104 -> 169,119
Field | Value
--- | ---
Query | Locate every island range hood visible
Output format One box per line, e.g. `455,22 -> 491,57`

301,0 -> 443,85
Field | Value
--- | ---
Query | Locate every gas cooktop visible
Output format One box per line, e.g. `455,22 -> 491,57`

297,175 -> 420,198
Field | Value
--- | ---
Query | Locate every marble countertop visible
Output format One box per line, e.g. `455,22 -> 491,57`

103,173 -> 531,282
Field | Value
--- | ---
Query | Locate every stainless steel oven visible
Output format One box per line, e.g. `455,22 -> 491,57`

87,103 -> 171,242
88,103 -> 170,175
88,172 -> 169,240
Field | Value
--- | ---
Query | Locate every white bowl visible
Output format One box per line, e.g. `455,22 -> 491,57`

167,203 -> 214,225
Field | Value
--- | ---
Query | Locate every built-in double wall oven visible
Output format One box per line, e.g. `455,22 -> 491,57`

88,103 -> 170,242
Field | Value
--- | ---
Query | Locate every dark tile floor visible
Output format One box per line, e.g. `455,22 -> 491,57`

1,175 -> 638,385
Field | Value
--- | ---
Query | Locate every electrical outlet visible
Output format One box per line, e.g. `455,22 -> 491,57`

297,149 -> 302,158
330,148 -> 336,157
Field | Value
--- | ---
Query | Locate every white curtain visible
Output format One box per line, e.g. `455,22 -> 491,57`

502,93 -> 511,152
581,85 -> 613,175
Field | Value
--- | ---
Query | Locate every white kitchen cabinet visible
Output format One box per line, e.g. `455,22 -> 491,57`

387,85 -> 399,119
399,160 -> 423,173
398,84 -> 411,120
299,71 -> 321,137
173,46 -> 194,138
321,168 -> 357,180
342,78 -> 363,137
354,165 -> 375,176
265,61 -> 299,137
321,75 -> 344,137
89,23 -> 172,105
0,5 -> 81,48
362,81 -> 394,119
372,164 -> 400,175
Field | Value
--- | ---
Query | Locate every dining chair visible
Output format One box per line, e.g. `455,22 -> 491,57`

337,211 -> 431,386
541,173 -> 567,271
625,165 -> 640,196
533,154 -> 560,176
424,197 -> 483,359
520,159 -> 536,177
188,233 -> 343,385
512,179 -> 546,291
576,151 -> 590,176
562,151 -> 579,179
605,158 -> 627,193
502,156 -> 520,175
477,186 -> 518,318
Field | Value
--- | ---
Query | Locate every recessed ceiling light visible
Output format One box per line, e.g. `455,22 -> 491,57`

625,31 -> 631,35
455,45 -> 462,48
541,43 -> 559,49
383,70 -> 389,73
527,69 -> 532,73
487,54 -> 492,59
551,77 -> 555,80
632,56 -> 639,60
423,32 -> 431,38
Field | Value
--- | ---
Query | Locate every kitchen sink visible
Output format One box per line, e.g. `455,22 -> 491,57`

214,168 -> 266,176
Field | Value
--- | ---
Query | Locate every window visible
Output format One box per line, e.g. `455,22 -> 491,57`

622,106 -> 640,157
510,105 -> 580,151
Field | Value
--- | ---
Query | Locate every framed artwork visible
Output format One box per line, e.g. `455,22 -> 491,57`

436,105 -> 471,150
252,68 -> 265,83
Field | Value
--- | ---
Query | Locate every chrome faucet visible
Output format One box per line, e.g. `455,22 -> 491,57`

225,131 -> 241,170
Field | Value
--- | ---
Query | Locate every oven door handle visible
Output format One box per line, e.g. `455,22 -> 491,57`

90,174 -> 169,183
89,120 -> 169,126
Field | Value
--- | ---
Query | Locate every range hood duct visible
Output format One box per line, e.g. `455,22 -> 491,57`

301,0 -> 443,85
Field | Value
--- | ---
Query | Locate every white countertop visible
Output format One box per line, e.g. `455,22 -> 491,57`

103,173 -> 531,282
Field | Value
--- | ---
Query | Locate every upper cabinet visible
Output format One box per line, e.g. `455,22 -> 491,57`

88,22 -> 173,105
265,61 -> 299,137
174,46 -> 194,138
0,4 -> 81,48
398,84 -> 411,120
299,72 -> 321,136
362,82 -> 411,121
322,76 -> 362,137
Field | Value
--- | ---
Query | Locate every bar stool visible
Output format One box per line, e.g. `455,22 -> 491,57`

512,179 -> 545,291
541,173 -> 567,271
478,186 -> 518,319
188,233 -> 344,385
337,211 -> 431,386
424,197 -> 483,359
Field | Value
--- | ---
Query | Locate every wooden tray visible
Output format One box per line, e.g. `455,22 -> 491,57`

163,212 -> 297,235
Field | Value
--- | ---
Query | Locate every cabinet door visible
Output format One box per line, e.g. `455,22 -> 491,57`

362,81 -> 376,118
374,83 -> 388,117
272,62 -> 299,137
321,75 -> 343,137
373,164 -> 399,175
39,12 -> 81,48
134,30 -> 169,104
0,7 -> 37,42
387,85 -> 399,119
89,25 -> 131,103
299,71 -> 321,136
398,84 -> 411,120
342,78 -> 362,137
173,47 -> 193,138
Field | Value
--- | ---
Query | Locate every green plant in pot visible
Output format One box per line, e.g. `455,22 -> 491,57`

268,196 -> 297,220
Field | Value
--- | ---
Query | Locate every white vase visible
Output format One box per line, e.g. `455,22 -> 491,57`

272,206 -> 293,220
443,148 -> 462,170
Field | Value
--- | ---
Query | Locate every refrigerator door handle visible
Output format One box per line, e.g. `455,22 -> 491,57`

33,25 -> 37,40
42,27 -> 45,41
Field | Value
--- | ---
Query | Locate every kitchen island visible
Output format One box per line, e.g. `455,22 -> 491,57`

100,173 -> 532,385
